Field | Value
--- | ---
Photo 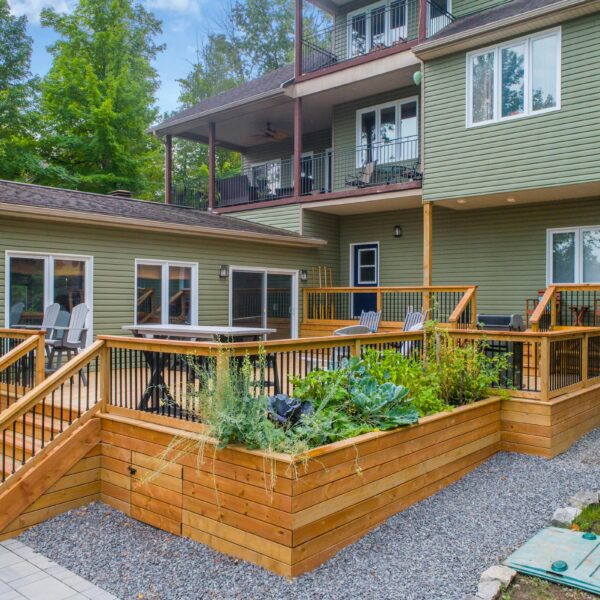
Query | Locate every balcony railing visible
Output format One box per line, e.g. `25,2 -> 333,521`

171,183 -> 208,210
301,0 -> 454,75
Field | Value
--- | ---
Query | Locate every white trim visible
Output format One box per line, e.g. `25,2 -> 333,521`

466,27 -> 562,128
228,266 -> 299,338
546,225 -> 600,285
134,259 -> 198,326
349,242 -> 380,287
427,0 -> 452,35
5,250 -> 94,345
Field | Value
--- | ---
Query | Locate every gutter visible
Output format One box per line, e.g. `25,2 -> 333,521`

414,0 -> 600,59
0,203 -> 327,249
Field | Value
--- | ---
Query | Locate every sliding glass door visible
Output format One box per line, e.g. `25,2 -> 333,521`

230,268 -> 297,339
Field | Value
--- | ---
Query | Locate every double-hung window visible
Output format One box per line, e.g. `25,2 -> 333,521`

348,0 -> 408,58
135,260 -> 198,325
548,227 -> 600,284
467,28 -> 561,127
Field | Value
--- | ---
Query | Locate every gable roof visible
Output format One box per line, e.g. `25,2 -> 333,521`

152,64 -> 294,135
414,0 -> 600,59
0,180 -> 325,248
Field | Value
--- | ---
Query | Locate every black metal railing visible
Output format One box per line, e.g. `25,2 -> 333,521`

301,0 -> 454,75
555,290 -> 600,328
171,183 -> 208,210
0,348 -> 36,409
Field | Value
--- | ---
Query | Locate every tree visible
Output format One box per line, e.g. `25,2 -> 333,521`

39,0 -> 165,196
0,1 -> 42,181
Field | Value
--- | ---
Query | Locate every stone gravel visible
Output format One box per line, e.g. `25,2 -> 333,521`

19,426 -> 600,600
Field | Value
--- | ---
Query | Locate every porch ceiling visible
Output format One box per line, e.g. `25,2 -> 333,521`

435,182 -> 600,211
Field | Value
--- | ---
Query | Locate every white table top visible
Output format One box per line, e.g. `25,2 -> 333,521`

123,324 -> 276,339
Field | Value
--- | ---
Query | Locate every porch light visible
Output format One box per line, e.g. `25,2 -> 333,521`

218,265 -> 229,279
393,225 -> 403,239
299,269 -> 308,283
413,71 -> 422,86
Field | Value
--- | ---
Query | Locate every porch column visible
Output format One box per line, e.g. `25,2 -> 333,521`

295,0 -> 303,79
294,97 -> 302,199
418,0 -> 427,42
423,201 -> 433,286
164,134 -> 173,204
208,121 -> 216,211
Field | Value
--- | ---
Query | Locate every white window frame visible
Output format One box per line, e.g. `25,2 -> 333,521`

228,266 -> 299,339
5,250 -> 94,345
134,259 -> 198,326
346,0 -> 408,58
546,226 -> 600,285
466,27 -> 561,128
349,242 -> 380,287
355,96 -> 419,167
250,159 -> 282,193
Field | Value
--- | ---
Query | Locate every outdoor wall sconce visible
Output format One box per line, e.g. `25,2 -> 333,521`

218,265 -> 229,279
413,70 -> 422,86
394,225 -> 403,239
299,269 -> 308,282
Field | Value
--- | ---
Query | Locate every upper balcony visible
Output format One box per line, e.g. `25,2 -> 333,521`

297,0 -> 454,81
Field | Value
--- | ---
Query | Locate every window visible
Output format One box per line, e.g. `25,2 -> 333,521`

467,28 -> 561,126
135,260 -> 197,325
548,227 -> 600,284
251,161 -> 282,195
356,97 -> 418,167
5,252 -> 92,341
347,0 -> 408,57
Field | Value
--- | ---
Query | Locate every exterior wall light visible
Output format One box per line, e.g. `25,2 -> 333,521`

394,225 -> 403,239
218,265 -> 229,279
413,71 -> 422,86
299,269 -> 308,282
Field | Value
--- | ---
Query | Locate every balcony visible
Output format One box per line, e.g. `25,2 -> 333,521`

172,136 -> 421,211
300,0 -> 454,77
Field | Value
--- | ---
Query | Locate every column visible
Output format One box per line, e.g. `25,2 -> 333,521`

208,122 -> 216,211
294,97 -> 302,199
164,134 -> 172,204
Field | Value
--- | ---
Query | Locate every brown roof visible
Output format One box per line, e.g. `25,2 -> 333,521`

152,64 -> 294,134
0,180 -> 325,247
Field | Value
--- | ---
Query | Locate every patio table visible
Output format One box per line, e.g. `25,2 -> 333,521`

122,325 -> 276,412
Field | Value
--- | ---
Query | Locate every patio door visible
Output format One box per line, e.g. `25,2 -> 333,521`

230,268 -> 298,339
351,243 -> 379,317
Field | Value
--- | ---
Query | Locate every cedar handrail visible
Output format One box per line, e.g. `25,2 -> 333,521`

303,286 -> 474,293
0,336 -> 38,374
530,286 -> 557,332
0,330 -> 46,387
448,286 -> 477,328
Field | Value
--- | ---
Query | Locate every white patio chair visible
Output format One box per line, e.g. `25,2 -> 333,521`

9,302 -> 25,327
46,303 -> 90,374
334,310 -> 382,336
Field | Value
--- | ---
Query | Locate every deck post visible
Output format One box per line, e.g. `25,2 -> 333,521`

164,134 -> 173,204
423,202 -> 433,314
418,0 -> 427,41
99,343 -> 111,413
208,122 -> 216,211
294,97 -> 302,200
295,0 -> 303,79
35,332 -> 46,386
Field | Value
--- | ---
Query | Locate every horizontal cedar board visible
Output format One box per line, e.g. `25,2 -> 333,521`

292,419 -> 500,511
501,440 -> 553,458
45,469 -> 100,494
101,494 -> 130,516
101,481 -> 130,504
183,480 -> 292,528
183,494 -> 292,546
131,491 -> 182,522
26,481 -> 101,513
100,468 -> 131,491
131,467 -> 182,494
131,451 -> 182,478
130,505 -> 181,536
131,480 -> 183,507
293,408 -> 499,495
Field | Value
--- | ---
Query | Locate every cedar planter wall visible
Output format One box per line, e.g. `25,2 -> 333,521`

99,398 -> 502,577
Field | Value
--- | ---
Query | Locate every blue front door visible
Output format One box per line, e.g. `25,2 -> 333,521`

352,243 -> 378,317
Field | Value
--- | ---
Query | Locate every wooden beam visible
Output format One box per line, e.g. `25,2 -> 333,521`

164,134 -> 173,204
295,0 -> 303,79
423,202 -> 433,287
294,98 -> 302,200
418,0 -> 427,42
208,122 -> 216,211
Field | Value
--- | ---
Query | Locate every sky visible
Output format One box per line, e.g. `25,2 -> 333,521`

8,0 -> 224,115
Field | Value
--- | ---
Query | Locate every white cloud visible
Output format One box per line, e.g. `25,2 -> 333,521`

144,0 -> 201,13
9,0 -> 77,24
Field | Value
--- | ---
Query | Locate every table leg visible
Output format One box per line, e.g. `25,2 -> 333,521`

138,350 -> 174,412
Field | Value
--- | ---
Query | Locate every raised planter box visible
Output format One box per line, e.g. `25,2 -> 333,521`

99,397 -> 502,577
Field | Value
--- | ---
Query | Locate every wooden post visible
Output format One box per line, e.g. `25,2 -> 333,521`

99,343 -> 110,413
295,0 -> 303,79
35,332 -> 46,386
470,291 -> 477,329
423,202 -> 433,314
418,0 -> 428,41
208,122 -> 216,211
350,338 -> 362,358
164,134 -> 173,204
550,291 -> 558,330
540,337 -> 550,401
294,97 -> 302,200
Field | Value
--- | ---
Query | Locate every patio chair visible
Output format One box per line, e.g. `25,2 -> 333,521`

40,302 -> 61,338
399,311 -> 427,357
345,161 -> 377,188
46,303 -> 90,376
9,302 -> 25,327
334,310 -> 382,336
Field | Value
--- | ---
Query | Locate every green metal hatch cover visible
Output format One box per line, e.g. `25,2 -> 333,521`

504,527 -> 600,595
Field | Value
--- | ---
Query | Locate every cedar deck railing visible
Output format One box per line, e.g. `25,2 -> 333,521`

530,285 -> 600,331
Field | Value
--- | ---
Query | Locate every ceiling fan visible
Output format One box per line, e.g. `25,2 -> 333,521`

250,122 -> 288,142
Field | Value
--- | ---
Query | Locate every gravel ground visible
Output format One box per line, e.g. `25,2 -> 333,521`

20,426 -> 600,600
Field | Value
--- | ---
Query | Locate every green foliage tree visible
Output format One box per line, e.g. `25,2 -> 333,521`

39,0 -> 165,196
0,1 -> 43,181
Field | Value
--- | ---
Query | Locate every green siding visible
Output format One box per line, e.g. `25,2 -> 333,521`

452,0 -> 508,18
337,198 -> 600,316
232,205 -> 303,233
423,15 -> 600,201
302,210 -> 341,285
0,217 -> 330,336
